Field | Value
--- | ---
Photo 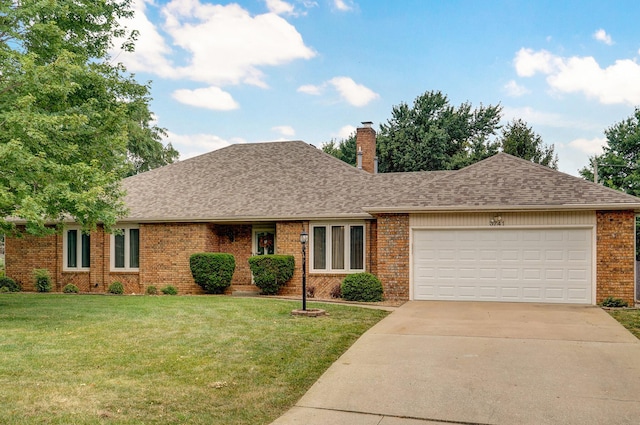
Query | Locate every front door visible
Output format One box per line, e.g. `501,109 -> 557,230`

253,227 -> 276,256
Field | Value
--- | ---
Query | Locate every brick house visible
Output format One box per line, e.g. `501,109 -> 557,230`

6,123 -> 640,305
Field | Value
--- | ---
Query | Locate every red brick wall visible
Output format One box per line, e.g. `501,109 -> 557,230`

356,125 -> 376,173
376,214 -> 410,301
596,210 -> 636,305
275,221 -> 305,296
137,223 -> 211,294
216,225 -> 253,289
5,229 -> 58,291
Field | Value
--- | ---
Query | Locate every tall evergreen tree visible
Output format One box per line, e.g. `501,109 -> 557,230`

498,119 -> 558,169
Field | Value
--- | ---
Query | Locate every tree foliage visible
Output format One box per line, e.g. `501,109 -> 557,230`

579,108 -> 640,197
321,134 -> 356,166
498,119 -> 558,169
376,90 -> 502,172
0,0 -> 177,236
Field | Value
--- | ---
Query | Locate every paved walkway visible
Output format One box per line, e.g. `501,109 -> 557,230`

271,301 -> 640,425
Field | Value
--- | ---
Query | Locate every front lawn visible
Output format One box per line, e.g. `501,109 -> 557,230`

608,308 -> 640,339
0,294 -> 388,424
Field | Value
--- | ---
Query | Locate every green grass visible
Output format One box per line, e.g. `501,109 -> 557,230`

608,308 -> 640,339
0,294 -> 388,424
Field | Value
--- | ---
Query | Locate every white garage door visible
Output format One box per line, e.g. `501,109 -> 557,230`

412,228 -> 592,304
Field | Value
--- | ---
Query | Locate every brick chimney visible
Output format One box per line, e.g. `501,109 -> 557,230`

356,121 -> 377,173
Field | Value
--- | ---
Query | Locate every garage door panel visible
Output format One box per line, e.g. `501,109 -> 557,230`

545,269 -> 565,280
412,228 -> 592,304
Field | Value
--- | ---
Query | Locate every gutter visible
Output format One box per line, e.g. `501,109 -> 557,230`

363,203 -> 640,214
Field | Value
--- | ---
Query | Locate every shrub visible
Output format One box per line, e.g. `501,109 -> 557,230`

189,253 -> 235,294
330,283 -> 342,299
161,285 -> 178,295
33,269 -> 52,293
146,285 -> 158,295
600,296 -> 629,308
248,255 -> 295,295
0,276 -> 21,292
63,284 -> 79,294
341,273 -> 384,302
306,285 -> 316,298
108,281 -> 124,295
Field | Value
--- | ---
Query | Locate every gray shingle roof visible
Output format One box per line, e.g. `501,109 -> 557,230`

121,142 -> 640,222
365,153 -> 640,212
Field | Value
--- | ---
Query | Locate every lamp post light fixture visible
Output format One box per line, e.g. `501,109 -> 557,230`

300,230 -> 308,311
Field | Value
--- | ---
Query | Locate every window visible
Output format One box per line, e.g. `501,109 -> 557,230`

310,222 -> 365,273
63,228 -> 90,271
111,226 -> 140,271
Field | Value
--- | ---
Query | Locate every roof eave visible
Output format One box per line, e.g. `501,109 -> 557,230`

117,212 -> 374,224
363,203 -> 640,214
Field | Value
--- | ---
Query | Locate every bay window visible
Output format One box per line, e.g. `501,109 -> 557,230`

310,222 -> 365,273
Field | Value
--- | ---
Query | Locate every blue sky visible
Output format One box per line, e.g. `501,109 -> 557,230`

112,0 -> 640,176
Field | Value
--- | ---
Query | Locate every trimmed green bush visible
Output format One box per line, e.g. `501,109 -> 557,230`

161,285 -> 178,295
146,285 -> 158,295
0,276 -> 21,292
341,273 -> 384,302
33,269 -> 52,293
600,296 -> 629,308
63,284 -> 79,294
189,253 -> 235,294
108,281 -> 124,295
248,255 -> 295,295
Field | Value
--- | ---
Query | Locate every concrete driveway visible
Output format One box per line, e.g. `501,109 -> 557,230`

272,301 -> 640,425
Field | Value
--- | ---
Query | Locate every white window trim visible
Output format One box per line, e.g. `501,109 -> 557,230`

62,226 -> 90,272
309,221 -> 366,274
110,225 -> 140,272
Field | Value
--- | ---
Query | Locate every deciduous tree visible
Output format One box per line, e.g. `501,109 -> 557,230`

0,0 -> 176,236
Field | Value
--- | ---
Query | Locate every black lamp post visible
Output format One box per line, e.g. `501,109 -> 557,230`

300,230 -> 308,311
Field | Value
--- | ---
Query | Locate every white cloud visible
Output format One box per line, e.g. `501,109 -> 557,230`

298,77 -> 378,106
171,86 -> 239,110
504,80 -> 530,97
113,0 -> 315,96
569,137 -> 607,155
502,106 -> 599,131
593,28 -> 613,45
163,0 -> 316,87
334,125 -> 356,139
111,0 -> 175,77
265,0 -> 296,15
333,0 -> 354,11
272,125 -> 296,137
514,48 -> 560,77
297,84 -> 323,95
166,131 -> 234,159
328,77 -> 379,106
513,48 -> 640,105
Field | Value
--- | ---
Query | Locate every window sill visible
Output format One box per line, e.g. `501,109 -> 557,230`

109,269 -> 140,274
62,270 -> 90,273
310,270 -> 365,275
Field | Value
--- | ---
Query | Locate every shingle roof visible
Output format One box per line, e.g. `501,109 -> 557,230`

365,153 -> 640,212
121,142 -> 640,222
122,141 -> 376,221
